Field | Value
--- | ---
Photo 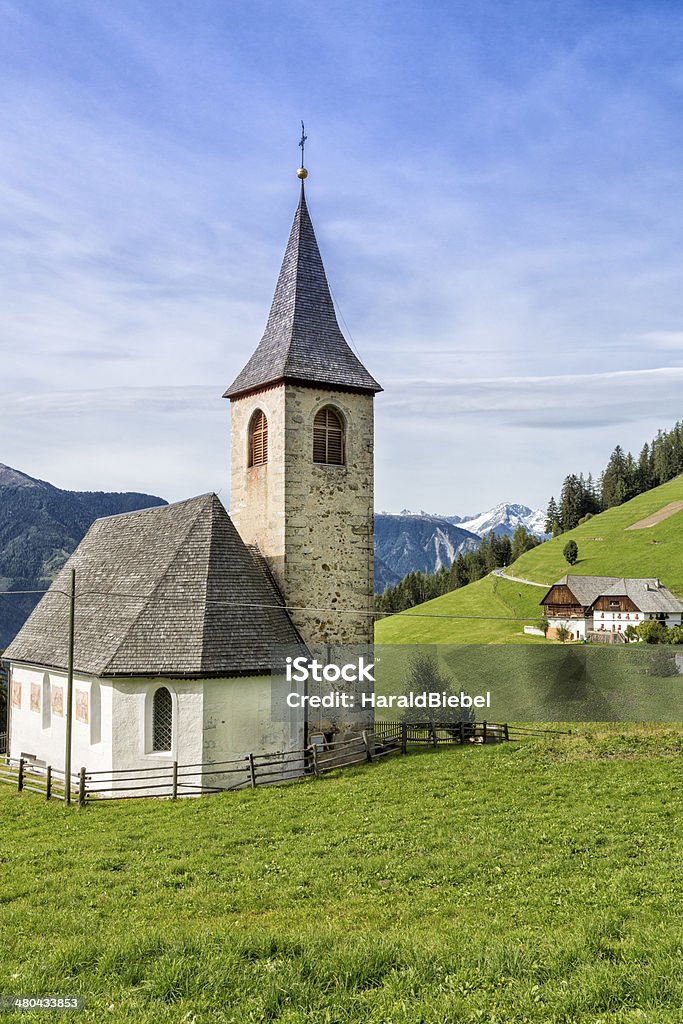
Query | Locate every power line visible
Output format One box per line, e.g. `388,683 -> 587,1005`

0,588 -> 539,622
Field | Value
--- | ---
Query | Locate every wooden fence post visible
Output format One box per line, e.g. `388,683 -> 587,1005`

78,767 -> 86,807
400,722 -> 408,755
504,723 -> 509,742
46,765 -> 52,801
172,761 -> 178,799
362,730 -> 373,762
431,722 -> 438,747
459,721 -> 465,744
248,753 -> 256,788
311,744 -> 321,778
483,721 -> 487,744
17,758 -> 24,793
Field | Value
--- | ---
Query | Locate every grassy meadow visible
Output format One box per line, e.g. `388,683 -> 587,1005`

1,728 -> 683,1023
376,476 -> 683,646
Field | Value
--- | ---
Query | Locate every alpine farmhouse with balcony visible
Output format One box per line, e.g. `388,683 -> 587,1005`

540,575 -> 683,642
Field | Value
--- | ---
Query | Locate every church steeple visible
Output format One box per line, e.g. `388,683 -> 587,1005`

224,182 -> 381,399
228,160 -> 379,662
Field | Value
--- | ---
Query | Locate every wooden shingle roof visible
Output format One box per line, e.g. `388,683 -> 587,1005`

4,494 -> 302,677
224,185 -> 382,399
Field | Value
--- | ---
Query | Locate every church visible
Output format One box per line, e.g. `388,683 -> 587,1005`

3,163 -> 382,782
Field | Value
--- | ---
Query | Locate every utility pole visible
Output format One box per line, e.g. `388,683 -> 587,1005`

64,569 -> 76,804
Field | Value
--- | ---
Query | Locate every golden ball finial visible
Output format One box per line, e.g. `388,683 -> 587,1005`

297,166 -> 308,180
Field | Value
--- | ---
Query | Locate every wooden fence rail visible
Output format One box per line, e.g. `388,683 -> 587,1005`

0,722 -> 513,805
0,756 -> 76,802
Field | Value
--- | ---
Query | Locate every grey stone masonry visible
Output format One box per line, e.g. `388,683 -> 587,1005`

230,384 -> 375,649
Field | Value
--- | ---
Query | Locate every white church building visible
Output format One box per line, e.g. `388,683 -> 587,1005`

4,167 -> 382,783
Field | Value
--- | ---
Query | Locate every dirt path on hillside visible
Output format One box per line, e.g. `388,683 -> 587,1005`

625,500 -> 683,530
491,568 -> 551,588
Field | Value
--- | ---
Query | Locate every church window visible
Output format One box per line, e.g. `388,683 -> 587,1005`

152,687 -> 173,752
248,410 -> 268,466
313,406 -> 345,465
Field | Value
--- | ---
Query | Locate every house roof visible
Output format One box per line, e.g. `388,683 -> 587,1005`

4,494 -> 302,677
224,184 -> 382,399
541,574 -> 683,614
598,577 -> 683,614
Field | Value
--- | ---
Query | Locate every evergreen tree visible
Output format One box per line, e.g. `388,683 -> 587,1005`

511,525 -> 541,562
545,496 -> 562,536
601,446 -> 629,508
563,540 -> 578,565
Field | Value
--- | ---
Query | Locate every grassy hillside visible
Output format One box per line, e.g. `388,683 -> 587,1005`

510,474 -> 683,593
376,573 -> 546,644
2,729 -> 683,1022
376,476 -> 683,645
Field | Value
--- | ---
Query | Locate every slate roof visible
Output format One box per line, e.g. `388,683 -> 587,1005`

542,574 -> 683,614
224,184 -> 382,398
4,494 -> 302,677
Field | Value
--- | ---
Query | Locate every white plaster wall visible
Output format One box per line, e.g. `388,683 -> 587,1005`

203,676 -> 304,754
548,617 -> 587,639
202,676 -> 305,789
110,678 -> 204,769
7,663 -> 113,775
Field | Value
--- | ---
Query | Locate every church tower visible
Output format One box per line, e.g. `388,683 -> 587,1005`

224,168 -> 381,649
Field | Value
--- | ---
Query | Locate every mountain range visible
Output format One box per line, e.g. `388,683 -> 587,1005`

374,504 -> 547,590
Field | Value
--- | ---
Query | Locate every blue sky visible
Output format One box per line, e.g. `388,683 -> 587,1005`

1,0 -> 682,514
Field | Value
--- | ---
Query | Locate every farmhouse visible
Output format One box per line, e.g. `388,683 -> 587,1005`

540,574 -> 683,641
4,168 -> 381,780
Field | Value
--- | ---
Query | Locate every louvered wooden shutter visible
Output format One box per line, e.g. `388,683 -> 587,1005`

249,410 -> 268,466
313,407 -> 345,465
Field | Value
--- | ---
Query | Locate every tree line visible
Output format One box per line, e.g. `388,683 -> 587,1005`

545,421 -> 683,535
375,526 -> 540,615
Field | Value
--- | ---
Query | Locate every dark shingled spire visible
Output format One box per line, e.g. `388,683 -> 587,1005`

224,184 -> 382,398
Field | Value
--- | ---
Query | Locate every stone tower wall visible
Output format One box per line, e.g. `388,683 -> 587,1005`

230,383 -> 375,648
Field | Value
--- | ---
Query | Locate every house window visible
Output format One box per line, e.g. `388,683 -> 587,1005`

609,600 -> 620,608
248,410 -> 268,467
152,687 -> 173,752
313,406 -> 345,465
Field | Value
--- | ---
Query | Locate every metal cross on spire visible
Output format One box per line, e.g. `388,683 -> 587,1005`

297,121 -> 309,181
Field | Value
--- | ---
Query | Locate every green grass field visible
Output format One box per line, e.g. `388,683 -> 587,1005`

376,476 -> 683,646
1,728 -> 682,1023
376,572 -> 548,644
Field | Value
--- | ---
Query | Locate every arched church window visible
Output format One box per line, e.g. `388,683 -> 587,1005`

152,687 -> 173,752
248,410 -> 268,466
313,406 -> 345,465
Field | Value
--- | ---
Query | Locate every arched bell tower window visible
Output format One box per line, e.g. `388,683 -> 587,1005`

248,409 -> 268,466
152,687 -> 173,752
313,406 -> 345,465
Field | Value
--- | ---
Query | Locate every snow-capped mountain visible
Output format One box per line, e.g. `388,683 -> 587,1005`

374,514 -> 480,591
373,503 -> 548,590
455,503 -> 549,541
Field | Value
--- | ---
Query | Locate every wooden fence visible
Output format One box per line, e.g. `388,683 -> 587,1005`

0,722 -> 511,805
0,757 -> 73,801
374,720 -> 509,748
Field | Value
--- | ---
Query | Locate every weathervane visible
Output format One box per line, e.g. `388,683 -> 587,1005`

297,121 -> 308,180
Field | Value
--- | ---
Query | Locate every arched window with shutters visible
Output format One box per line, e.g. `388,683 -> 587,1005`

313,406 -> 345,465
248,409 -> 268,467
152,686 -> 173,752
